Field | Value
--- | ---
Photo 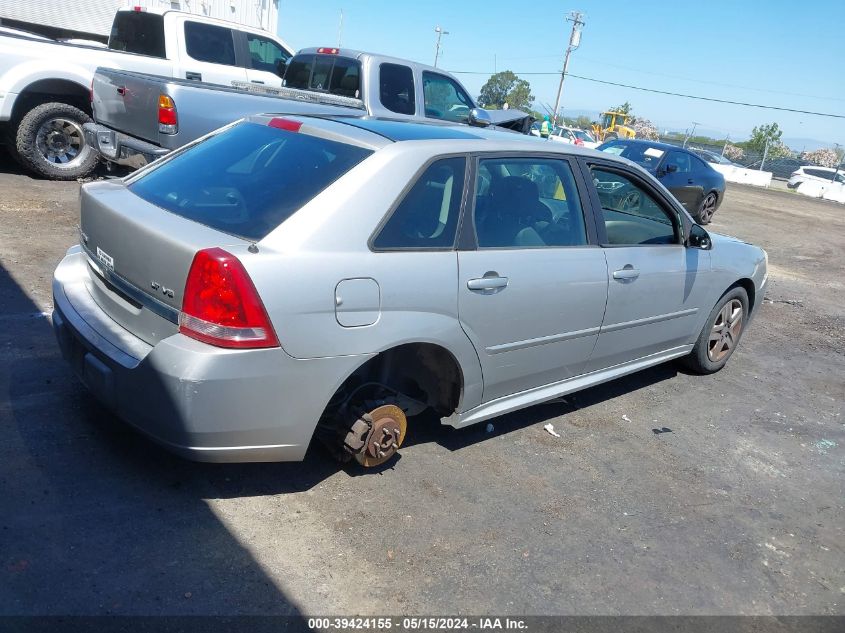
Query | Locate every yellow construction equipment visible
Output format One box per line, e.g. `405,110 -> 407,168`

591,111 -> 636,142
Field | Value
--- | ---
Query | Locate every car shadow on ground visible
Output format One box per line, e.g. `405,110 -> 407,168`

0,263 -> 310,616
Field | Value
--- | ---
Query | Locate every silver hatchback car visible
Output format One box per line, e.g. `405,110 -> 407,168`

53,115 -> 767,467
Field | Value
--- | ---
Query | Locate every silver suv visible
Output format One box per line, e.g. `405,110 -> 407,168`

53,115 -> 768,468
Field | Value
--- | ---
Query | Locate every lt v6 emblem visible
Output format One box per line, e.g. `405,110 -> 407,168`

150,281 -> 175,299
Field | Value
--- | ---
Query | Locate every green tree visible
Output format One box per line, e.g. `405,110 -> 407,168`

563,115 -> 592,129
478,71 -> 535,111
607,102 -> 632,115
746,122 -> 784,154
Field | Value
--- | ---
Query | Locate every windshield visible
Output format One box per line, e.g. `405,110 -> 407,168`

599,142 -> 666,171
573,130 -> 595,142
129,122 -> 373,241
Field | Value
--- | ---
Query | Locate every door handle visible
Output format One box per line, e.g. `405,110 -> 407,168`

467,275 -> 508,291
688,178 -> 695,184
612,266 -> 640,280
186,71 -> 202,81
251,80 -> 265,84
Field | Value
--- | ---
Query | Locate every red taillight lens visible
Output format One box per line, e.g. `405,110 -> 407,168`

268,117 -> 302,132
317,47 -> 339,54
179,248 -> 279,349
158,94 -> 177,133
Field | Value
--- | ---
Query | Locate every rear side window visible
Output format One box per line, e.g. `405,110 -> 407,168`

373,158 -> 466,249
109,11 -> 166,58
379,63 -> 415,115
129,122 -> 373,241
184,21 -> 236,66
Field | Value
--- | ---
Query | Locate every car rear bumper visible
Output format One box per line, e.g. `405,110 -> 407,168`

82,122 -> 169,169
52,246 -> 367,463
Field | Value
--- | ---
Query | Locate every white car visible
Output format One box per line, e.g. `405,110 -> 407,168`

787,166 -> 845,188
548,126 -> 599,149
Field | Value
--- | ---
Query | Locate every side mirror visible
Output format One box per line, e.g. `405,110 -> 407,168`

688,224 -> 712,250
665,163 -> 679,174
276,59 -> 288,79
467,108 -> 493,128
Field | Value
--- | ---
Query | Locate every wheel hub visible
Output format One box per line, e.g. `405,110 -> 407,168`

46,131 -> 69,152
345,404 -> 407,467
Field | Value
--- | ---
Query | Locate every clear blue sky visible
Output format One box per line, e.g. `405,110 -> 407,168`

277,0 -> 844,149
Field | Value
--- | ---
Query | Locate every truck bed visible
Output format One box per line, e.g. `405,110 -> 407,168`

92,68 -> 366,151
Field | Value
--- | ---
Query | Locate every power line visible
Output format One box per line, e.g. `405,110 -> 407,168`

448,70 -> 845,118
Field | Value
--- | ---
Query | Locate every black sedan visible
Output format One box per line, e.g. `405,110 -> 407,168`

597,139 -> 726,224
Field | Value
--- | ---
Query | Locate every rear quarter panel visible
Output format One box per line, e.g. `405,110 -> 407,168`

246,143 -> 484,411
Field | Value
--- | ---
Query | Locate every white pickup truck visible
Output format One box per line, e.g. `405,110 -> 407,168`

0,6 -> 293,179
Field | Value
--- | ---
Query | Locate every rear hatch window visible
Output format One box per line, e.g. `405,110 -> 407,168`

128,121 -> 372,241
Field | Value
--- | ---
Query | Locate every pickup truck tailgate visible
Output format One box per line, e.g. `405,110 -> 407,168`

92,68 -> 162,145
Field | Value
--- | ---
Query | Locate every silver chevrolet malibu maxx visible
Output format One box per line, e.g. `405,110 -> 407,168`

53,114 -> 768,467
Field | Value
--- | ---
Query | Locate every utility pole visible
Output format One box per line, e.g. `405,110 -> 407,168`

434,26 -> 449,68
551,11 -> 585,126
337,9 -> 344,47
683,122 -> 700,148
831,143 -> 843,184
760,137 -> 769,171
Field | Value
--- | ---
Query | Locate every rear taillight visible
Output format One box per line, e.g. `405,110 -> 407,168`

179,248 -> 279,349
317,47 -> 339,54
158,94 -> 177,134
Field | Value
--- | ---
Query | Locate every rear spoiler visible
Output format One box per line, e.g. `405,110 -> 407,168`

230,81 -> 366,111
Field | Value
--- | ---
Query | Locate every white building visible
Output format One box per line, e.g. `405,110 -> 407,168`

0,0 -> 279,40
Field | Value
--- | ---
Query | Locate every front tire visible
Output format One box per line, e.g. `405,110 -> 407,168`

679,286 -> 748,374
14,102 -> 98,180
694,192 -> 718,224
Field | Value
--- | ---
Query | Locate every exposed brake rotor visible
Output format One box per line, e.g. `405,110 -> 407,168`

343,404 -> 407,467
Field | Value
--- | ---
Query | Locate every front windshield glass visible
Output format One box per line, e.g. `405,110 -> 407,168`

573,130 -> 595,142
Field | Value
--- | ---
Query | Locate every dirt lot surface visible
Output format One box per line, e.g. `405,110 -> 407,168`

1,152 -> 842,617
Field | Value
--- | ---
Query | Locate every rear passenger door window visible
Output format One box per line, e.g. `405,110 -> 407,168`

590,168 -> 678,245
379,63 -> 415,115
473,157 -> 588,248
372,158 -> 466,249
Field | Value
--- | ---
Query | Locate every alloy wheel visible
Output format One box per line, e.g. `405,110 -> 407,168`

35,117 -> 85,168
700,193 -> 718,223
707,298 -> 743,362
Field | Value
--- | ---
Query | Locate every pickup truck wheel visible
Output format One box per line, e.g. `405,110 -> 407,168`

14,102 -> 98,180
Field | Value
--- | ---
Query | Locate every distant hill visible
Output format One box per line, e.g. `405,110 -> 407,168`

782,137 -> 840,152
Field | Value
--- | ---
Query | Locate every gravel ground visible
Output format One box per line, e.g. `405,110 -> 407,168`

0,152 -> 842,617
